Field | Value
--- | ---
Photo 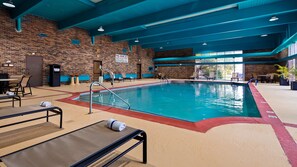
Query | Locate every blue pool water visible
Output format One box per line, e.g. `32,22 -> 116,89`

77,82 -> 260,122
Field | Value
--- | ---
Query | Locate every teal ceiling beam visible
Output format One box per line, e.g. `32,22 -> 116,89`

89,0 -> 245,36
125,13 -> 297,45
153,52 -> 273,62
10,0 -> 43,19
112,0 -> 297,41
154,53 -> 297,66
154,36 -> 278,52
272,32 -> 297,54
15,17 -> 22,32
142,26 -> 285,48
91,36 -> 95,45
155,61 -> 278,66
78,0 -> 95,7
58,0 -> 144,30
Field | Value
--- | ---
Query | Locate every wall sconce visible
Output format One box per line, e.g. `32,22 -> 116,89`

2,60 -> 14,67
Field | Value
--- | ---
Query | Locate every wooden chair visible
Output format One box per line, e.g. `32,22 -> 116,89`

13,75 -> 32,97
231,72 -> 239,81
207,72 -> 215,80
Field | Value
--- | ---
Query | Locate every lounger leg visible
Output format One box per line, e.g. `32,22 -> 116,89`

46,111 -> 49,122
142,132 -> 147,164
12,97 -> 15,107
59,109 -> 63,128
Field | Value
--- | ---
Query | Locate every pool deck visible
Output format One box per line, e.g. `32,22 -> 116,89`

0,79 -> 296,167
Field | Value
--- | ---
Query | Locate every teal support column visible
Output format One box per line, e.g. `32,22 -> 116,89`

15,17 -> 22,32
91,36 -> 95,45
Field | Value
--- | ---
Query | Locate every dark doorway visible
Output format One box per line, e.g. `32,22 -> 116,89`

26,56 -> 43,86
93,60 -> 102,81
137,64 -> 142,79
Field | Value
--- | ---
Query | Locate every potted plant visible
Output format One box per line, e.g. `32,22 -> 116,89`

290,68 -> 297,90
274,64 -> 289,86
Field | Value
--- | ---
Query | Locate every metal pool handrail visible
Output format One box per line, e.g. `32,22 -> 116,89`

89,82 -> 131,114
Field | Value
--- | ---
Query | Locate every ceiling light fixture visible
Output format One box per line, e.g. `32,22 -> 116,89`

134,38 -> 139,43
97,26 -> 104,32
2,0 -> 15,8
160,47 -> 163,49
202,42 -> 207,46
261,34 -> 268,37
269,16 -> 279,22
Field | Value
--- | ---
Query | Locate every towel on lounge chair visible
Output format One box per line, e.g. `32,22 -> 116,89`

6,91 -> 15,96
106,119 -> 126,131
40,101 -> 52,107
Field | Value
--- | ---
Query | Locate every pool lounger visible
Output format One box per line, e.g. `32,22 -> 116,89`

0,105 -> 62,128
0,120 -> 147,167
0,94 -> 21,107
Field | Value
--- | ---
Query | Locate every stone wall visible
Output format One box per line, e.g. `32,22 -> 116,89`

155,48 -> 194,79
0,9 -> 154,85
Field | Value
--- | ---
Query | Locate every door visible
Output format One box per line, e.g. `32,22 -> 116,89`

93,60 -> 102,81
26,56 -> 43,86
137,64 -> 142,79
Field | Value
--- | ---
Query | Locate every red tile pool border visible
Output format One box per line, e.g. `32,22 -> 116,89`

57,82 -> 297,166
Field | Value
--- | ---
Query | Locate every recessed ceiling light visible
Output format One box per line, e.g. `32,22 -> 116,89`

97,26 -> 104,32
2,0 -> 15,8
202,42 -> 207,46
269,16 -> 279,22
134,38 -> 139,43
261,34 -> 268,37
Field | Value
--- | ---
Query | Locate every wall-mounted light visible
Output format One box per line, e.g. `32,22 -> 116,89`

261,34 -> 268,37
202,42 -> 207,46
269,16 -> 279,22
97,26 -> 104,32
2,0 -> 15,8
134,38 -> 139,43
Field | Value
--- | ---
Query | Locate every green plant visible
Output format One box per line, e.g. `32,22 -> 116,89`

274,64 -> 289,79
289,68 -> 297,78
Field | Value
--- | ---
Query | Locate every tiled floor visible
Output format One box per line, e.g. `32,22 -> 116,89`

0,79 -> 296,167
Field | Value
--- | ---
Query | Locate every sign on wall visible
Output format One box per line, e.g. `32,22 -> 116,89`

115,54 -> 128,63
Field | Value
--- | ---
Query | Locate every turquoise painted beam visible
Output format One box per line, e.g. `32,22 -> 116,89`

272,32 -> 297,54
10,0 -> 43,19
154,36 -> 278,52
142,26 -> 285,48
153,52 -> 273,62
154,53 -> 297,66
91,36 -> 95,45
15,17 -> 22,32
58,0 -> 145,30
78,0 -> 95,7
155,61 -> 278,66
89,0 -> 246,36
123,13 -> 297,45
112,0 -> 297,41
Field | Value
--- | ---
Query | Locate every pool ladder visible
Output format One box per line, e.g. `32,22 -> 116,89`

89,82 -> 131,114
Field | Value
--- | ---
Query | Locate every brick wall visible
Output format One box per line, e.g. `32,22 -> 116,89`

244,49 -> 288,80
0,9 -> 154,85
155,48 -> 195,79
